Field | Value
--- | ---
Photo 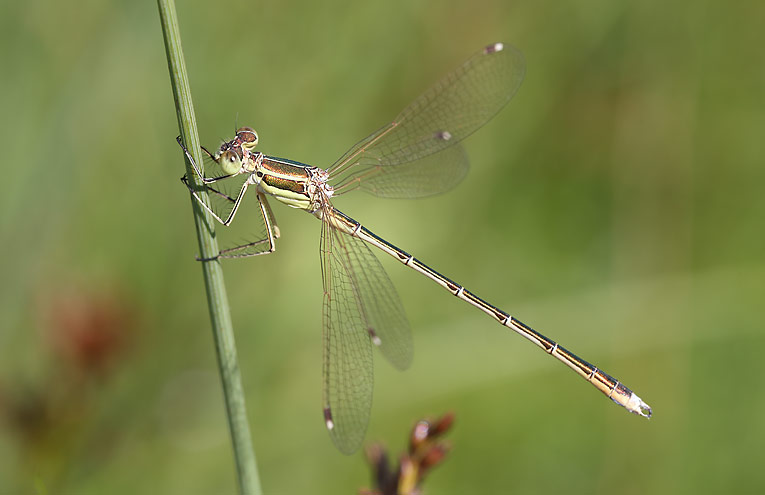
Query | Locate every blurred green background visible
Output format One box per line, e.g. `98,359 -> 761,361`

1,0 -> 763,493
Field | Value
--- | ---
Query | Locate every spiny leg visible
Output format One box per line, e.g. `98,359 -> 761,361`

181,172 -> 251,227
204,192 -> 279,261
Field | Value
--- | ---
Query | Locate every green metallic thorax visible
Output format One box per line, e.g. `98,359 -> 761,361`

257,156 -> 317,210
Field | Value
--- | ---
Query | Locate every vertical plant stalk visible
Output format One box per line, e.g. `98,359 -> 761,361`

157,1 -> 263,494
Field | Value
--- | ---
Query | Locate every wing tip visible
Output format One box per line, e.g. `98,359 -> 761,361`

323,406 -> 335,430
367,327 -> 382,347
484,42 -> 504,54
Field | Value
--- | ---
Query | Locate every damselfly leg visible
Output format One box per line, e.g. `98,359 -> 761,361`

178,137 -> 279,260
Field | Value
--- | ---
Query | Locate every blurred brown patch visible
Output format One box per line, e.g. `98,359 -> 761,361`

0,281 -> 140,487
40,285 -> 136,376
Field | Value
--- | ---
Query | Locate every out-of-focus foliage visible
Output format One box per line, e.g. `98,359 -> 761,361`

0,0 -> 763,493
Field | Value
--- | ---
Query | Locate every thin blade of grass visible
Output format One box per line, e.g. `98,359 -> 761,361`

157,1 -> 263,493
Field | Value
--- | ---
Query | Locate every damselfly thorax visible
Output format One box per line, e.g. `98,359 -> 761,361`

211,128 -> 335,213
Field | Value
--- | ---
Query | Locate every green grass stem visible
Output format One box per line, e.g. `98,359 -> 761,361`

157,1 -> 263,493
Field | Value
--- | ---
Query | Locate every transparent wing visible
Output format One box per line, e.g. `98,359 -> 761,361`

328,43 -> 525,197
320,212 -> 412,454
332,143 -> 469,198
320,218 -> 374,454
334,219 -> 413,369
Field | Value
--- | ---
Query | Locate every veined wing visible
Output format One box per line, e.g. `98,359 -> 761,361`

328,43 -> 525,197
320,209 -> 412,454
331,143 -> 469,198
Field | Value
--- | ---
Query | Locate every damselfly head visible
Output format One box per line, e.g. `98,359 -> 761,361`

216,128 -> 257,175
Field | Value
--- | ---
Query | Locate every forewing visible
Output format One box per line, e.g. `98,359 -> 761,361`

328,43 -> 525,195
333,143 -> 469,199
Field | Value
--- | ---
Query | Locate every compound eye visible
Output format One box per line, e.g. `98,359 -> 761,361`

240,128 -> 259,151
219,150 -> 241,175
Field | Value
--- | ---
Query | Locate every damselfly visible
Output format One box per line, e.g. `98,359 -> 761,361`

178,43 -> 652,454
